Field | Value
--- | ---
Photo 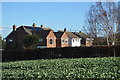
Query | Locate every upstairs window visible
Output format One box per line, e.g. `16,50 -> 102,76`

49,39 -> 54,45
73,39 -> 74,42
38,38 -> 43,42
65,39 -> 68,44
9,39 -> 13,43
62,39 -> 65,44
76,39 -> 77,41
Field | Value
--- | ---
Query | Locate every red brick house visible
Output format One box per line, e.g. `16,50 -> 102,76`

5,23 -> 56,49
46,30 -> 56,48
32,30 -> 56,48
5,23 -> 93,49
54,32 -> 69,47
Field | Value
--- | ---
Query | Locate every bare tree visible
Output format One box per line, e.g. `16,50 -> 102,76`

86,2 -> 118,45
118,1 -> 120,44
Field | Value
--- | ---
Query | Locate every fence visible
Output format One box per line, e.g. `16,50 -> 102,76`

2,45 -> 120,61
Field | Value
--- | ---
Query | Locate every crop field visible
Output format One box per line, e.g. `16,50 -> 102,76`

1,57 -> 120,80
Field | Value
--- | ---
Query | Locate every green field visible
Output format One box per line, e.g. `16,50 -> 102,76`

1,57 -> 120,80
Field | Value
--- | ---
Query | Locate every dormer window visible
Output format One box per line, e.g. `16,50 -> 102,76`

9,39 -> 13,42
39,38 -> 43,42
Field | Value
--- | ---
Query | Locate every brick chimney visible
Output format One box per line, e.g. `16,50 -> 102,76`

13,24 -> 16,31
32,23 -> 36,27
64,28 -> 66,32
41,25 -> 44,28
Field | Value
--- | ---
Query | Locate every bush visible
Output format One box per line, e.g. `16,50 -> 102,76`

23,34 -> 39,49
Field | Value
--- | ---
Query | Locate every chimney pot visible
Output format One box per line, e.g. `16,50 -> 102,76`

13,25 -> 16,31
32,23 -> 36,27
41,25 -> 44,27
64,28 -> 66,32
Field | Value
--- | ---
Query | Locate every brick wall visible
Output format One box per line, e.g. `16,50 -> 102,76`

46,31 -> 56,48
61,33 -> 69,47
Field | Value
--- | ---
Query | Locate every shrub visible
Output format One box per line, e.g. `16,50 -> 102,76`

23,34 -> 39,49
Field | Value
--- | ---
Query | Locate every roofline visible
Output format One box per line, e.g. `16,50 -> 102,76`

61,32 -> 69,39
5,31 -> 13,39
46,30 -> 57,39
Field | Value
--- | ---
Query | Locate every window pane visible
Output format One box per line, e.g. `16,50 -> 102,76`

49,39 -> 54,45
76,39 -> 77,41
39,38 -> 43,42
9,39 -> 13,42
73,39 -> 74,42
65,39 -> 68,44
62,39 -> 64,44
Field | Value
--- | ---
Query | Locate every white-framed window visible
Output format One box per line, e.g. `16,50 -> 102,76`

39,38 -> 43,42
65,39 -> 68,44
61,39 -> 65,44
76,39 -> 77,41
9,39 -> 13,42
73,39 -> 74,42
49,38 -> 54,45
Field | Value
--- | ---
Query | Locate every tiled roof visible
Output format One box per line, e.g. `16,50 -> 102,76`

32,30 -> 51,38
16,26 -> 33,35
23,26 -> 32,35
65,32 -> 79,38
54,32 -> 64,39
13,25 -> 51,38
73,32 -> 88,39
24,26 -> 44,30
17,26 -> 52,30
5,32 -> 14,39
15,25 -> 52,36
11,25 -> 52,39
41,27 -> 52,30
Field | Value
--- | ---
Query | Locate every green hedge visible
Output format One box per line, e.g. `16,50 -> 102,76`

2,45 -> 120,61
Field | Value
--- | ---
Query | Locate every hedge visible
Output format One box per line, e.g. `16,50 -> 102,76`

2,45 -> 120,61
